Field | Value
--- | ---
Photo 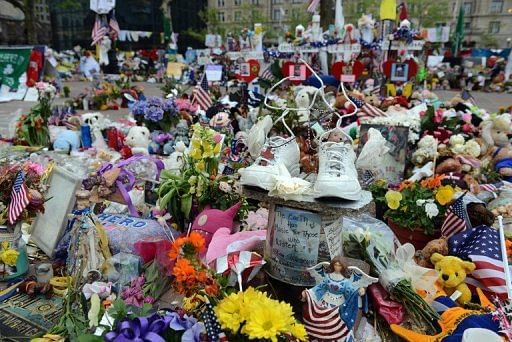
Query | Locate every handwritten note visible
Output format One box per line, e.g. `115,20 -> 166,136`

323,216 -> 343,259
268,206 -> 321,285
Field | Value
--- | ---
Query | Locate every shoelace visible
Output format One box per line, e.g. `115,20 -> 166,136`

323,142 -> 348,176
255,136 -> 293,166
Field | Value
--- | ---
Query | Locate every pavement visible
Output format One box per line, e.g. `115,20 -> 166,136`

1,81 -> 511,137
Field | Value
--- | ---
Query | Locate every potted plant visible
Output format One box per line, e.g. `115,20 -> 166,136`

381,176 -> 454,249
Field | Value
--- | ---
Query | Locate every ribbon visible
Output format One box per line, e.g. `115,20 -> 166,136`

105,313 -> 172,342
98,155 -> 164,217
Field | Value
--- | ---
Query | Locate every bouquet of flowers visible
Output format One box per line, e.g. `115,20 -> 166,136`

0,162 -> 47,226
132,96 -> 179,132
381,176 -> 454,235
157,124 -> 248,229
16,81 -> 56,146
215,287 -> 307,342
168,231 -> 221,297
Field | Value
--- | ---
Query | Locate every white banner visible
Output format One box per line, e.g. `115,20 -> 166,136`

90,0 -> 115,14
382,40 -> 425,51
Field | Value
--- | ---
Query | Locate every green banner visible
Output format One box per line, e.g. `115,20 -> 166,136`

0,48 -> 31,90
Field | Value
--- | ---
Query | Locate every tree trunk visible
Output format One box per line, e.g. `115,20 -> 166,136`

24,0 -> 36,44
320,0 -> 334,30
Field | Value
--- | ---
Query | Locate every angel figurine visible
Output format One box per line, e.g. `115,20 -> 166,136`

301,256 -> 377,341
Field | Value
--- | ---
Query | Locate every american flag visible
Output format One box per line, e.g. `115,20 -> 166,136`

302,290 -> 349,340
109,11 -> 120,41
91,15 -> 109,46
449,225 -> 510,299
307,0 -> 320,13
8,171 -> 30,225
202,302 -> 227,342
192,74 -> 212,110
349,96 -> 387,121
441,194 -> 467,239
260,66 -> 275,82
479,182 -> 503,193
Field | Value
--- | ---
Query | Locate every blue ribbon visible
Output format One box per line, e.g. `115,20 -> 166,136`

105,313 -> 172,342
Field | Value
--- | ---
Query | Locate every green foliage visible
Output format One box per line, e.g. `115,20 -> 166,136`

55,0 -> 82,10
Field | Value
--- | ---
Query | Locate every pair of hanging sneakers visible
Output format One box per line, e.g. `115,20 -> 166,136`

239,119 -> 361,201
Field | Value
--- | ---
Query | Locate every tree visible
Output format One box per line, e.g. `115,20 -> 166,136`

5,0 -> 36,44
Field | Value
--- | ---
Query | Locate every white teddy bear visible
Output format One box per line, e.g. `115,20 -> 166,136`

411,135 -> 438,166
294,86 -> 318,123
125,126 -> 151,155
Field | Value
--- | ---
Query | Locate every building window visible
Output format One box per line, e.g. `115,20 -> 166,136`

292,0 -> 301,3
490,0 -> 503,13
463,1 -> 472,14
272,9 -> 282,20
489,21 -> 500,33
234,11 -> 241,21
218,11 -> 225,21
251,0 -> 259,5
217,0 -> 224,6
272,0 -> 283,3
464,22 -> 470,30
234,0 -> 241,5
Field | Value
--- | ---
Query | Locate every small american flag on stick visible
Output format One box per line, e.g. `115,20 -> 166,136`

192,73 -> 213,110
349,96 -> 387,121
109,11 -> 120,41
91,15 -> 109,46
441,194 -> 467,239
8,171 -> 30,225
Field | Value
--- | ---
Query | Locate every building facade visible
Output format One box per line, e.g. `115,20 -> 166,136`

206,0 -> 309,40
0,0 -> 52,45
449,0 -> 512,48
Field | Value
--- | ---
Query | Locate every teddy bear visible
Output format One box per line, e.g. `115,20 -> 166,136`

411,135 -> 438,166
364,94 -> 381,107
435,157 -> 480,192
480,114 -> 512,181
125,126 -> 151,155
430,253 -> 475,305
414,237 -> 448,268
294,86 -> 319,123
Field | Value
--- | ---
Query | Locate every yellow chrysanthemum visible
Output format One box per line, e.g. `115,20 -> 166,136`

191,139 -> 201,149
289,323 -> 308,341
435,185 -> 455,206
239,287 -> 271,318
385,190 -> 403,210
241,300 -> 296,342
215,292 -> 245,332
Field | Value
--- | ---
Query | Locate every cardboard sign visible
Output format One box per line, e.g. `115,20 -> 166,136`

289,64 -> 306,81
340,74 -> 356,83
205,64 -> 223,82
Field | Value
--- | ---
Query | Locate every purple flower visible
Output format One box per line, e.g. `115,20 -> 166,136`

144,106 -> 164,122
146,96 -> 164,107
162,99 -> 177,115
132,100 -> 147,116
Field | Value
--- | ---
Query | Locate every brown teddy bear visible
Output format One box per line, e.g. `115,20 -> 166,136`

435,157 -> 479,191
414,237 -> 449,268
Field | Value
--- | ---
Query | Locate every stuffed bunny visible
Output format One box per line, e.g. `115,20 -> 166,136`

125,126 -> 151,155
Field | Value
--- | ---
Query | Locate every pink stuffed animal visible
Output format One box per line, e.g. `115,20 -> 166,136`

191,203 -> 241,246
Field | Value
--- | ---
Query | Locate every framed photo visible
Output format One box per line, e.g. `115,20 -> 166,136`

289,64 -> 306,81
390,63 -> 409,82
358,123 -> 409,183
240,62 -> 250,76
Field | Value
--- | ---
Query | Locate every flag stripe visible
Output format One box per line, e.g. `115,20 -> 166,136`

8,171 -> 29,225
192,74 -> 212,110
302,290 -> 349,340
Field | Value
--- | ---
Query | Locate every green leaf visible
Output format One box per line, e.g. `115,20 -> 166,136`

181,194 -> 193,219
159,188 -> 176,210
78,335 -> 103,342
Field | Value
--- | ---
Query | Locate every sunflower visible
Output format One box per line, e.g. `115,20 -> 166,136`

435,185 -> 455,206
241,300 -> 296,342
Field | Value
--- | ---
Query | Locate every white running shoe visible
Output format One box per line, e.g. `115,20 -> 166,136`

239,136 -> 300,191
314,139 -> 361,200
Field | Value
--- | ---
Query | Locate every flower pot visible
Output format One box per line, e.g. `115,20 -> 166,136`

387,220 -> 440,250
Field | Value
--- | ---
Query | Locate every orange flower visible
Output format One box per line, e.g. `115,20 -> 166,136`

398,180 -> 414,191
172,258 -> 196,282
421,175 -> 444,189
205,282 -> 219,296
188,231 -> 206,253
